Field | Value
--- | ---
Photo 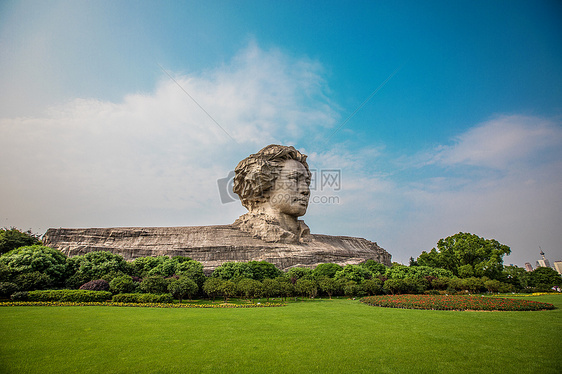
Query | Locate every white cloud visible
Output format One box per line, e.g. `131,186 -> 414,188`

431,115 -> 562,169
385,115 -> 562,265
0,43 -> 338,231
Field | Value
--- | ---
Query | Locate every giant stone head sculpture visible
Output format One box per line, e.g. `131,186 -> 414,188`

233,145 -> 312,243
234,144 -> 311,213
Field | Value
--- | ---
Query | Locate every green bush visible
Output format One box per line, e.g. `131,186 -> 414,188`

211,262 -> 254,281
237,278 -> 263,301
15,271 -> 52,291
295,278 -> 317,298
109,275 -> 136,294
247,261 -> 282,281
140,275 -> 170,294
111,293 -> 173,303
360,260 -> 387,276
313,263 -> 343,279
65,251 -> 130,287
0,245 -> 67,285
361,278 -> 383,295
334,265 -> 372,283
0,228 -> 41,255
175,260 -> 206,286
286,267 -> 314,281
168,276 -> 198,302
10,291 -> 28,301
318,276 -> 339,298
27,289 -> 112,302
383,278 -> 406,295
0,282 -> 19,298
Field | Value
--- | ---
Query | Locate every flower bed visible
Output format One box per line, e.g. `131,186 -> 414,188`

360,295 -> 555,311
0,301 -> 286,308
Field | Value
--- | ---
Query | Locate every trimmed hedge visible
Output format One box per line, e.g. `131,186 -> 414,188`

112,293 -> 173,303
27,289 -> 112,302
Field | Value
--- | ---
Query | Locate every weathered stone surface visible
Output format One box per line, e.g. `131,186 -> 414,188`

42,225 -> 391,272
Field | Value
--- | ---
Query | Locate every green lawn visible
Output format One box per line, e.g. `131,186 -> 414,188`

1,295 -> 561,373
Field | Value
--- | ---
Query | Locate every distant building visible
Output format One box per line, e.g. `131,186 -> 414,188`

524,262 -> 533,272
536,249 -> 552,268
554,261 -> 562,275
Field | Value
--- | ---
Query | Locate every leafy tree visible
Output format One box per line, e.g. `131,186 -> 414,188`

447,277 -> 464,292
0,228 -> 41,255
14,271 -> 51,291
203,278 -> 222,301
458,264 -> 475,278
0,245 -> 67,285
131,256 -> 168,277
66,251 -> 129,287
168,276 -> 198,302
462,277 -> 485,293
431,277 -> 451,291
484,279 -> 503,293
383,279 -> 405,295
502,266 -> 530,290
295,278 -> 317,298
237,278 -> 263,302
385,264 -> 453,280
276,276 -> 294,301
140,275 -> 170,294
109,275 -> 136,294
313,263 -> 343,279
317,276 -> 339,298
416,232 -> 511,279
247,261 -> 282,281
360,260 -> 387,276
334,264 -> 372,283
341,280 -> 359,297
211,262 -> 254,280
146,256 -> 195,278
529,267 -> 562,290
403,277 -> 429,294
262,278 -> 281,301
0,282 -> 18,298
219,280 -> 237,302
0,263 -> 10,282
361,278 -> 383,295
286,267 -> 314,281
175,260 -> 206,287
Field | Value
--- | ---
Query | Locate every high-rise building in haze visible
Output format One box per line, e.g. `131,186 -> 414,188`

554,261 -> 562,275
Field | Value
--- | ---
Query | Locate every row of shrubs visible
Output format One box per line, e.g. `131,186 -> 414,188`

3,275 -> 546,304
3,274 -> 527,302
1,246 -> 559,301
10,290 -> 174,303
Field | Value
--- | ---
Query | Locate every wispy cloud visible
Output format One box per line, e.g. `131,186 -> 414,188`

0,43 -> 338,230
430,115 -> 562,169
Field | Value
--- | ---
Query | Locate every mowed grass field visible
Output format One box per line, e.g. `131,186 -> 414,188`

1,295 -> 561,373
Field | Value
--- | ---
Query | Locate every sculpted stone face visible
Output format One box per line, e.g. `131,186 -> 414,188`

233,144 -> 312,243
263,159 -> 310,218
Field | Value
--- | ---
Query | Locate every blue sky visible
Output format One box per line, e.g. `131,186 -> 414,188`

1,0 -> 561,266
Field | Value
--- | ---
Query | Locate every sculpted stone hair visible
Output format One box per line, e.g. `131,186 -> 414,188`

233,144 -> 311,211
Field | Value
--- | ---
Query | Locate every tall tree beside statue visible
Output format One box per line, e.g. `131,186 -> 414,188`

416,232 -> 511,280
